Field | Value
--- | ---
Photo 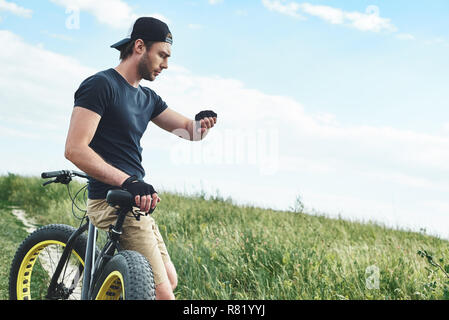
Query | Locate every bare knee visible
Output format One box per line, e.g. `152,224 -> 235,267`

171,276 -> 178,291
165,261 -> 178,290
156,280 -> 175,300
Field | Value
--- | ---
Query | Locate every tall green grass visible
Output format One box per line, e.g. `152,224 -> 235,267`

1,174 -> 448,300
0,201 -> 29,299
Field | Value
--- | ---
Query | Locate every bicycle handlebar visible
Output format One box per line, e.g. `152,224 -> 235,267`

41,170 -> 89,186
41,170 -> 89,179
41,169 -> 157,214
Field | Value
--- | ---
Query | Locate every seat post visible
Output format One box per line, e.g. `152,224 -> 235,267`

110,207 -> 130,241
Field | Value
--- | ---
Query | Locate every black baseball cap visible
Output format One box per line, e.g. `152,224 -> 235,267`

110,17 -> 173,50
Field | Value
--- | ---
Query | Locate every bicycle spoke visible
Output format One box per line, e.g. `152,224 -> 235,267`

34,244 -> 83,300
39,245 -> 60,279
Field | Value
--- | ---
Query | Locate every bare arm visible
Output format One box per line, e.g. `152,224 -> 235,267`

152,107 -> 217,141
64,107 -> 129,186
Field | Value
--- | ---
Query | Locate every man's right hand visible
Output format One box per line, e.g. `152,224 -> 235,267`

121,175 -> 160,213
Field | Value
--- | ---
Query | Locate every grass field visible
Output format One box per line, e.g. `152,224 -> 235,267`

1,173 -> 448,300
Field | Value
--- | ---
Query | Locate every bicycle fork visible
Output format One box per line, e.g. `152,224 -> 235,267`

46,222 -> 89,300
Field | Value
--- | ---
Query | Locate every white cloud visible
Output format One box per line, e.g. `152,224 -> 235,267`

261,0 -> 304,19
262,1 -> 397,33
208,0 -> 224,5
443,123 -> 449,134
50,0 -> 134,28
0,0 -> 32,18
50,0 -> 170,29
0,29 -> 97,174
299,3 -> 344,24
280,154 -> 334,174
148,67 -> 449,178
424,36 -> 449,48
300,3 -> 397,32
0,30 -> 94,135
0,125 -> 41,140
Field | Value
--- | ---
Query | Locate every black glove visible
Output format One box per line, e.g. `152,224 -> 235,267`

121,175 -> 157,213
195,110 -> 217,121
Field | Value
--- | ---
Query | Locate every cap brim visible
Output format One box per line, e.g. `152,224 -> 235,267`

110,38 -> 132,50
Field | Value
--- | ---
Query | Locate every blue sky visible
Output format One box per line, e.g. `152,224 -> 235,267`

3,0 -> 449,131
1,0 -> 449,238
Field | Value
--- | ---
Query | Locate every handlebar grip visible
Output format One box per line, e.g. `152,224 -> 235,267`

72,171 -> 89,179
41,170 -> 89,180
41,170 -> 67,179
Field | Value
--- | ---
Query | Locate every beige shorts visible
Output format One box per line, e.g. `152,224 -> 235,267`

86,198 -> 171,286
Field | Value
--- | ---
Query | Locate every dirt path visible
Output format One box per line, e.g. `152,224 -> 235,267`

10,206 -> 37,233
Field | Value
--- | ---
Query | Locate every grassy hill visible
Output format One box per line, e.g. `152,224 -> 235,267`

1,174 -> 448,300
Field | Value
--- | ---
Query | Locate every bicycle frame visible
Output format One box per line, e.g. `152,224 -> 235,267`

81,220 -> 97,300
41,170 -> 139,300
46,206 -> 130,300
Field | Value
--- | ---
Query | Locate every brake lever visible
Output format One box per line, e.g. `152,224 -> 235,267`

134,207 -> 156,216
42,179 -> 56,187
56,174 -> 72,185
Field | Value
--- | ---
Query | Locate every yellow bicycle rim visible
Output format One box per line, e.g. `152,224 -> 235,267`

95,271 -> 125,300
17,240 -> 84,300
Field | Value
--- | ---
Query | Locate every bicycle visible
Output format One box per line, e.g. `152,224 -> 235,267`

8,170 -> 156,300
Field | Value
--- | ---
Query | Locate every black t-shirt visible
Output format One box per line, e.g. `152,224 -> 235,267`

73,68 -> 168,199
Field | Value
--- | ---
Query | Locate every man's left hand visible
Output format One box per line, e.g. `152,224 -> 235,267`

195,110 -> 217,134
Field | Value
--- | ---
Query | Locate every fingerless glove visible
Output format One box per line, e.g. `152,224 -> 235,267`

195,110 -> 217,121
121,175 -> 157,197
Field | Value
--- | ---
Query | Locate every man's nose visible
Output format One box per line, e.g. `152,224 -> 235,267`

161,59 -> 168,69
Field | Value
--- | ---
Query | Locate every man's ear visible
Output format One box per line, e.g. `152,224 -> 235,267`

134,39 -> 146,55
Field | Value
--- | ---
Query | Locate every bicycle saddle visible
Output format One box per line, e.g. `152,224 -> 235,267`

106,189 -> 134,208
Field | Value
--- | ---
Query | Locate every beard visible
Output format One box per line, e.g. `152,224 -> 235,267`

137,54 -> 155,81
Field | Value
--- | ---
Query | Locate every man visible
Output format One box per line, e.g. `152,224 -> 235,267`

64,17 -> 217,300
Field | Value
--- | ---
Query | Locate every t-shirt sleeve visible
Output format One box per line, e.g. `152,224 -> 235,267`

74,75 -> 112,117
150,92 -> 168,121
